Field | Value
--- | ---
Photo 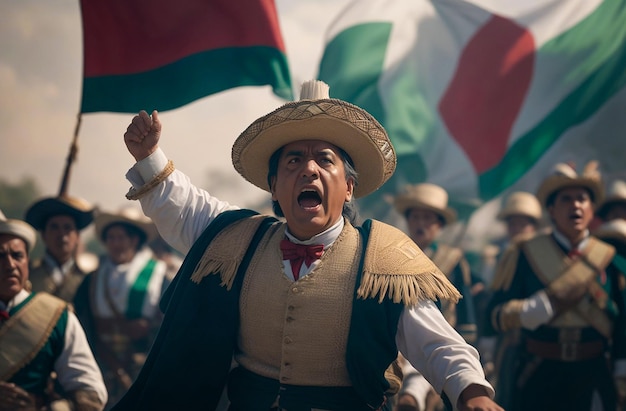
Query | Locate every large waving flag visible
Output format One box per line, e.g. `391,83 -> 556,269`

318,0 -> 626,219
80,0 -> 292,113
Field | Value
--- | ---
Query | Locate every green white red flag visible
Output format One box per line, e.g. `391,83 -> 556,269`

80,0 -> 292,113
318,0 -> 626,219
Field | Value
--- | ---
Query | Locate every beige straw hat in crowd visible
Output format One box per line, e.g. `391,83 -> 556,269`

593,218 -> 626,244
94,206 -> 158,243
25,195 -> 95,231
535,161 -> 604,208
393,183 -> 457,225
0,217 -> 37,253
596,179 -> 626,219
497,191 -> 542,221
231,80 -> 396,198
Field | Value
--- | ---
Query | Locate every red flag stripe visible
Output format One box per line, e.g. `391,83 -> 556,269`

81,0 -> 286,76
438,15 -> 535,173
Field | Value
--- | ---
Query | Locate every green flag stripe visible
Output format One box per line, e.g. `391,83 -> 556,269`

318,22 -> 428,218
81,46 -> 292,113
126,258 -> 157,319
319,22 -> 390,127
479,0 -> 626,199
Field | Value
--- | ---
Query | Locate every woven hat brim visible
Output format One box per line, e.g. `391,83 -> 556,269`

25,198 -> 94,231
232,99 -> 396,198
95,213 -> 158,243
393,196 -> 457,225
536,177 -> 604,208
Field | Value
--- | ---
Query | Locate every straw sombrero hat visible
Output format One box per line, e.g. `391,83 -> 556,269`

393,183 -> 457,225
593,219 -> 626,244
536,161 -> 604,208
0,218 -> 37,253
25,195 -> 94,231
94,206 -> 158,243
596,179 -> 626,219
497,191 -> 542,221
231,80 -> 396,198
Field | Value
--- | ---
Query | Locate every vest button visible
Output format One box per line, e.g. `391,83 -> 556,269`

284,336 -> 292,344
292,287 -> 299,293
286,316 -> 294,322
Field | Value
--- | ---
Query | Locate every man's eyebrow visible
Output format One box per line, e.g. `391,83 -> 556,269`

283,149 -> 304,157
283,148 -> 336,157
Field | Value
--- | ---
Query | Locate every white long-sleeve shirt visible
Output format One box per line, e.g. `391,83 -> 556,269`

6,289 -> 108,406
126,148 -> 494,409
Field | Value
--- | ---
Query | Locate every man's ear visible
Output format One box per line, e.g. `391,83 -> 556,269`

345,178 -> 354,202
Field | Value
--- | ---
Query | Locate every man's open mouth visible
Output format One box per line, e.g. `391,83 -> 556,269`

298,189 -> 322,208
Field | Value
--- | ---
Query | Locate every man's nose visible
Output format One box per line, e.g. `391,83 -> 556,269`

301,159 -> 319,177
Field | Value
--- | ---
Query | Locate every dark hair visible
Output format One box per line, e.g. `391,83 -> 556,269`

267,146 -> 361,225
102,222 -> 147,250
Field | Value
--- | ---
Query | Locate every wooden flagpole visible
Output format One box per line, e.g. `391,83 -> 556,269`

58,112 -> 82,197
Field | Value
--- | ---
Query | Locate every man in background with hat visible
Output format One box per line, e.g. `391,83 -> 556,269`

25,195 -> 96,303
111,80 -> 500,411
495,191 -> 543,249
393,183 -> 484,411
596,179 -> 626,223
485,162 -> 626,410
0,211 -> 107,411
484,191 -> 543,410
73,206 -> 170,410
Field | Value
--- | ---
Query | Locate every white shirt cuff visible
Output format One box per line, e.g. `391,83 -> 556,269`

519,290 -> 554,330
126,148 -> 169,188
136,148 -> 169,182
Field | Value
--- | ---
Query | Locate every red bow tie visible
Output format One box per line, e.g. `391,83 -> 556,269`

0,310 -> 9,321
568,249 -> 583,259
280,239 -> 324,280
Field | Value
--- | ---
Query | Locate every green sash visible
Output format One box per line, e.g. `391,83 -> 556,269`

126,258 -> 158,319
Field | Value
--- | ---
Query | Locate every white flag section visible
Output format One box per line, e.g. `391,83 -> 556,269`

318,0 -> 626,231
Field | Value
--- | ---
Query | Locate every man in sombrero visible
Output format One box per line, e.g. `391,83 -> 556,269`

25,195 -> 96,303
486,162 -> 626,411
73,206 -> 170,410
0,213 -> 107,411
392,183 -> 484,411
113,80 -> 500,411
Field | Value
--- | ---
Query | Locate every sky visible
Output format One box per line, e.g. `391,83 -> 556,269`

0,0 -> 351,214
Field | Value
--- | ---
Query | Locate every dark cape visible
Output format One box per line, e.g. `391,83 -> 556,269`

111,210 -> 404,411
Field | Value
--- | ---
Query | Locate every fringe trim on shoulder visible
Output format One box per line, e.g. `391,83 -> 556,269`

357,220 -> 461,306
490,243 -> 521,291
190,216 -> 268,289
191,258 -> 240,289
357,270 -> 461,306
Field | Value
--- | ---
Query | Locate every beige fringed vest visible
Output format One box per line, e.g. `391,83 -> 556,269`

189,215 -> 461,388
237,222 -> 360,386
